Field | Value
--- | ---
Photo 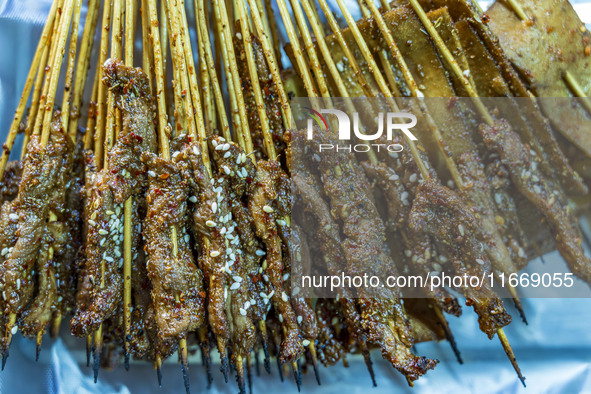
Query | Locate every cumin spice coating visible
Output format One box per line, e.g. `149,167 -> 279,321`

103,58 -> 157,203
0,161 -> 22,203
480,119 -> 591,285
302,128 -> 437,381
3,111 -> 73,318
143,152 -> 205,340
410,180 -> 512,338
71,160 -> 123,337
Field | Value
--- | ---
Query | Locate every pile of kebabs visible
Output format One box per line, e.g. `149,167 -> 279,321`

0,0 -> 590,392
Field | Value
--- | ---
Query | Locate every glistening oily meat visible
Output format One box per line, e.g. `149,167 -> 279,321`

303,128 -> 437,381
409,180 -> 512,338
249,160 -> 302,365
103,58 -> 157,203
142,152 -> 205,340
3,111 -> 73,319
0,161 -> 22,204
479,119 -> 591,285
71,162 -> 123,337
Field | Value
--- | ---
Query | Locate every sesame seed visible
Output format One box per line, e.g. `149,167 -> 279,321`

16,279 -> 21,290
278,314 -> 283,323
240,308 -> 247,316
1,248 -> 9,256
281,292 -> 289,302
105,256 -> 114,263
233,275 -> 243,283
88,219 -> 96,227
8,213 -> 18,221
458,224 -> 465,237
222,143 -> 230,151
223,151 -> 231,159
389,174 -> 399,181
302,339 -> 311,346
244,301 -> 251,309
148,170 -> 156,177
106,210 -> 114,215
212,202 -> 218,213
11,325 -> 18,335
223,166 -> 231,175
184,234 -> 190,243
409,173 -> 417,182
206,220 -> 216,227
210,250 -> 221,257
277,219 -> 286,226
263,205 -> 274,213
476,259 -> 485,265
215,143 -> 224,150
292,287 -> 301,296
231,282 -> 241,290
297,316 -> 303,324
99,229 -> 108,235
189,196 -> 197,203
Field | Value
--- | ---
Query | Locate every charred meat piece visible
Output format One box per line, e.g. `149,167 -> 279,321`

143,152 -> 206,340
103,58 -> 157,203
3,112 -> 73,317
249,160 -> 302,364
410,180 -> 512,338
0,161 -> 22,203
480,119 -> 591,285
71,166 -> 123,337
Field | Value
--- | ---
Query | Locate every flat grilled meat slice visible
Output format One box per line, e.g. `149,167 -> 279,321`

303,129 -> 437,381
71,168 -> 123,336
3,112 -> 73,317
0,161 -> 22,203
410,180 -> 512,338
103,58 -> 157,203
143,152 -> 205,340
249,160 -> 302,364
20,222 -> 67,337
480,119 -> 591,285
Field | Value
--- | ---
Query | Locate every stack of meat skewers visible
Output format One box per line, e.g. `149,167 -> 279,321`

0,0 -> 590,392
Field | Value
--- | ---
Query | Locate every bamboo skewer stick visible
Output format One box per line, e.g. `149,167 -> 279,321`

61,0 -> 84,133
141,0 -> 155,95
197,16 -> 215,135
246,0 -> 293,129
122,0 -> 136,372
68,0 -> 101,140
276,0 -> 319,99
237,0 -> 274,159
212,0 -> 243,147
195,0 -> 231,140
0,0 -> 61,179
563,71 -> 591,114
93,0 -> 113,167
84,65 -> 101,150
40,0 -> 76,148
264,0 -> 283,69
216,0 -> 254,157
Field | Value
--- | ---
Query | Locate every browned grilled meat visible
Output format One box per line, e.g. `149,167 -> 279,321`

142,152 -> 206,340
249,160 -> 302,364
3,112 -> 73,318
0,161 -> 22,203
480,119 -> 591,285
103,58 -> 157,203
314,299 -> 346,366
300,128 -> 437,381
71,164 -> 123,337
409,180 -> 512,338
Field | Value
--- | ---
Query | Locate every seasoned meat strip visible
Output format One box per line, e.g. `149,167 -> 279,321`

181,141 -> 231,349
103,58 -> 157,203
480,119 -> 591,285
0,161 -> 22,203
301,129 -> 437,381
3,112 -> 73,317
249,160 -> 302,364
19,222 -> 67,336
143,152 -> 205,340
409,180 -> 512,338
71,167 -> 123,337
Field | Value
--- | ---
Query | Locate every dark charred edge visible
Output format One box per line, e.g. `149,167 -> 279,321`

276,351 -> 284,382
246,355 -> 253,394
308,344 -> 321,385
86,339 -> 92,367
156,364 -> 163,387
235,357 -> 246,394
292,361 -> 302,392
93,349 -> 101,383
254,350 -> 261,376
1,351 -> 8,370
513,298 -> 528,326
200,342 -> 213,389
181,361 -> 191,394
439,320 -> 463,364
36,343 -> 41,362
362,346 -> 377,387
219,344 -> 229,383
124,351 -> 130,371
259,322 -> 271,374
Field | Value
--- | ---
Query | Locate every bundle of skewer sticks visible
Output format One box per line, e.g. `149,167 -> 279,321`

0,0 -> 591,392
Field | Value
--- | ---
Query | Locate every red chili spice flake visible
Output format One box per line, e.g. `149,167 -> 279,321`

154,188 -> 162,195
160,173 -> 170,179
481,14 -> 490,24
130,131 -> 143,143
